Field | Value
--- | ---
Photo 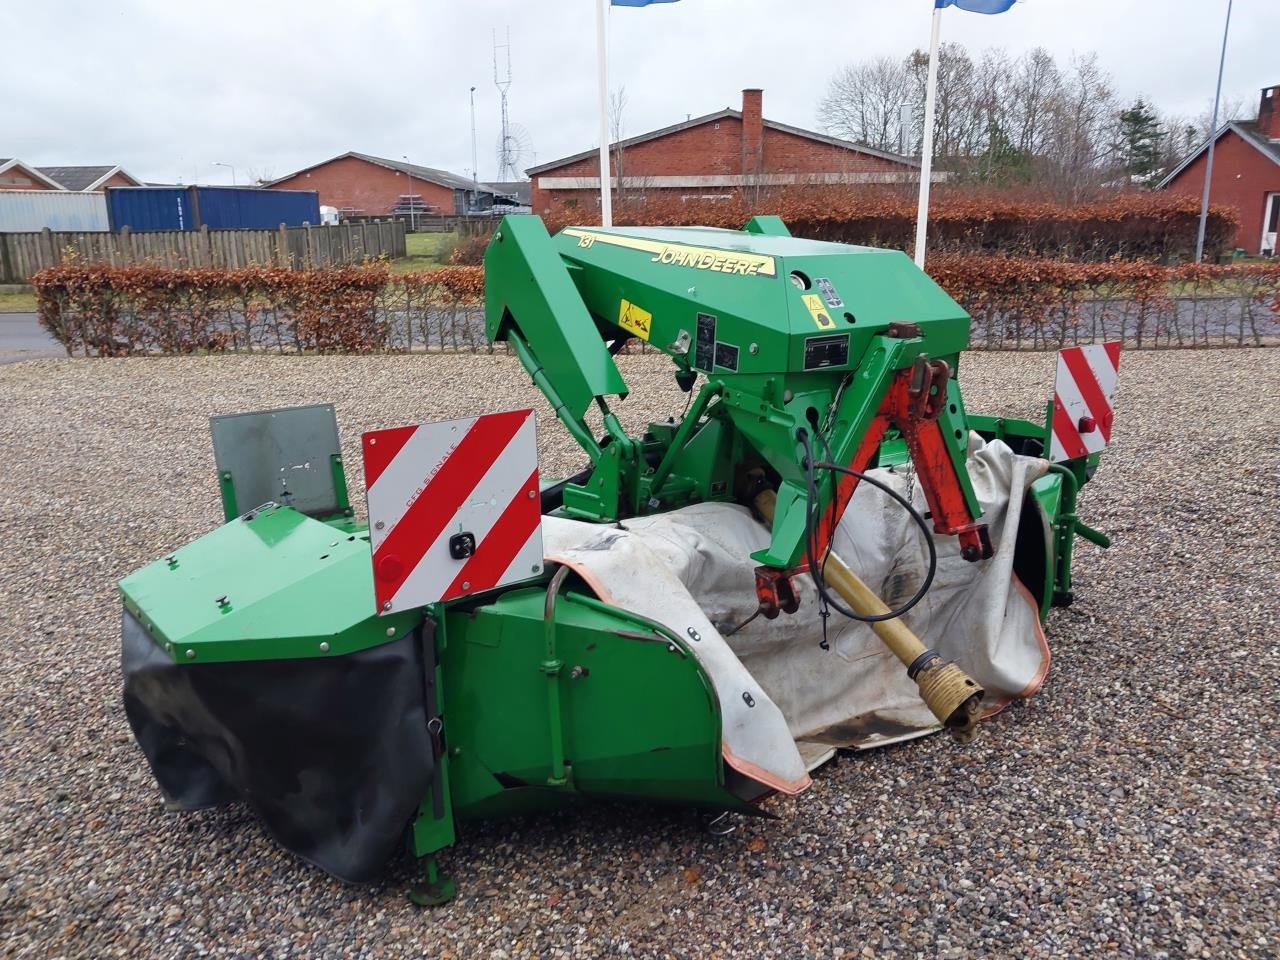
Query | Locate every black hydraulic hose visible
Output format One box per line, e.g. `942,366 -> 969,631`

797,429 -> 939,624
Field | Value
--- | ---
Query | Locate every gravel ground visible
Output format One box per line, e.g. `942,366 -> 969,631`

1,349 -> 1277,959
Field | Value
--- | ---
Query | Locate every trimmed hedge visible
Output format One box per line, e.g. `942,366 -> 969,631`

34,263 -> 483,356
33,257 -> 1278,357
547,190 -> 1239,262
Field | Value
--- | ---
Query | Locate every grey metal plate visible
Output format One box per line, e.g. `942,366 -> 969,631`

211,404 -> 342,517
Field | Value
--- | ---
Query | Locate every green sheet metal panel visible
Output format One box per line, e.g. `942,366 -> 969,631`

442,587 -> 745,820
551,224 -> 972,375
484,216 -> 629,419
118,505 -> 419,663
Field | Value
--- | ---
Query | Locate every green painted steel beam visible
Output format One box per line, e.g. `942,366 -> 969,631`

484,216 -> 628,421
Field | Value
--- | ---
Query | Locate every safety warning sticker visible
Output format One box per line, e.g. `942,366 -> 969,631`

816,277 -> 844,308
694,313 -> 716,372
714,341 -> 739,372
801,293 -> 837,330
1049,341 -> 1122,463
618,299 -> 652,341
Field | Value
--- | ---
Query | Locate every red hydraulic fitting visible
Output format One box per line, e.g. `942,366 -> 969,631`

754,567 -> 800,620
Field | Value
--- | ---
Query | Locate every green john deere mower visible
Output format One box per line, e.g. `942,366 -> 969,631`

119,215 -> 1119,903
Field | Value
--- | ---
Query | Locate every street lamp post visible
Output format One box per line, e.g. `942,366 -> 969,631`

1195,0 -> 1234,264
211,161 -> 237,185
470,86 -> 479,215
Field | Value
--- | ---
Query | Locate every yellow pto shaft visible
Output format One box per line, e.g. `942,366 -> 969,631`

754,489 -> 984,741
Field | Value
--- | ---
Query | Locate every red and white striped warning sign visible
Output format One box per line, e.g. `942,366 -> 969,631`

1049,341 -> 1122,463
362,409 -> 543,614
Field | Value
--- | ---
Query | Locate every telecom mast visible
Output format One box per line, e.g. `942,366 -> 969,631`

493,27 -> 531,181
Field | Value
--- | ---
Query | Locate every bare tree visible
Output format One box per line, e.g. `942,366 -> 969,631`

245,165 -> 277,186
819,44 -> 1149,200
1010,48 -> 1061,155
818,56 -> 914,152
1037,54 -> 1120,199
609,86 -> 629,205
1193,94 -> 1247,140
906,43 -> 984,162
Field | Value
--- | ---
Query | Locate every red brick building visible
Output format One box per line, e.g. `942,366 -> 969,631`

268,152 -> 507,218
1158,84 -> 1280,256
526,89 -> 927,216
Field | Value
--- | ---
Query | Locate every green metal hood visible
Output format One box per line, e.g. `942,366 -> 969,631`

118,505 -> 420,663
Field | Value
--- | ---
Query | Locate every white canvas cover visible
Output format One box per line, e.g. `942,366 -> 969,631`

542,435 -> 1051,796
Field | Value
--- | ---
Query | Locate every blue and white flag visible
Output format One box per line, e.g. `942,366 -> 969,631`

611,0 -> 679,6
935,0 -> 1016,12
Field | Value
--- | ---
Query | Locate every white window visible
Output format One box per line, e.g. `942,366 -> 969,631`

1262,192 -> 1279,257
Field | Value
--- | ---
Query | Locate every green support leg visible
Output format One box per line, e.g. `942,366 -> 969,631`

410,856 -> 457,907
1046,463 -> 1111,607
409,616 -> 458,906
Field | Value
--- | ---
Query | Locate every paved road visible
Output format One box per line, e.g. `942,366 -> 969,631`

0,313 -> 63,363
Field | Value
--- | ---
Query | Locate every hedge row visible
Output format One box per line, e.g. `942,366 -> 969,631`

33,258 -> 1278,357
543,190 -> 1239,262
928,257 -> 1278,348
33,263 -> 484,356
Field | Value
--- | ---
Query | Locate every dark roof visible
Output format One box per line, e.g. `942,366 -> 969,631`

38,165 -> 114,190
1157,121 -> 1280,188
268,152 -> 505,194
526,108 -> 920,176
488,180 -> 532,204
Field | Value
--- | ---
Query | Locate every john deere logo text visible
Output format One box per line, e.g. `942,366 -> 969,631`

561,229 -> 776,278
648,244 -> 774,277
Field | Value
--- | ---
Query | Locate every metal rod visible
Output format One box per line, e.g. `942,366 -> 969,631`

753,486 -> 982,738
543,566 -> 571,786
819,551 -> 929,666
595,0 -> 613,227
913,5 -> 943,269
402,155 -> 417,233
507,329 -> 604,462
1195,0 -> 1234,264
647,382 -> 722,498
470,86 -> 478,213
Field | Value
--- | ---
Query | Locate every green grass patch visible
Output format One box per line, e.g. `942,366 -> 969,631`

0,290 -> 36,312
390,232 -> 459,274
405,232 -> 457,259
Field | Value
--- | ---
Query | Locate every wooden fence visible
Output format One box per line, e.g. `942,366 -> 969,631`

0,220 -> 407,283
341,212 -> 506,235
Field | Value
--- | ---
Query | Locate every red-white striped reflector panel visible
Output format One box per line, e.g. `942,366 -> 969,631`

362,409 -> 543,614
1049,341 -> 1122,463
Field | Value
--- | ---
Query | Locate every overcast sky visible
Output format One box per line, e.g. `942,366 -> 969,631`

5,0 -> 1276,185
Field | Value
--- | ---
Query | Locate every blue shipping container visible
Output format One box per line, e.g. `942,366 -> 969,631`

194,187 -> 320,230
106,187 -> 193,231
106,186 -> 321,231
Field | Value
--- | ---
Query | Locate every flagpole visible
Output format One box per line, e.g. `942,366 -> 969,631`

1194,0 -> 1233,264
595,0 -> 614,227
914,3 -> 942,269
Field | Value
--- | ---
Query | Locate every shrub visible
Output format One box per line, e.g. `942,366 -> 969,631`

33,263 -> 485,356
548,189 -> 1238,262
447,232 -> 493,266
32,256 -> 1276,357
928,256 -> 1278,348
